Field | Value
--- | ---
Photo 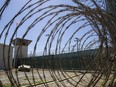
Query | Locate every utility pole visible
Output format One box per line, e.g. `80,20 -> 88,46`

74,38 -> 80,52
13,21 -> 18,68
46,34 -> 50,55
72,44 -> 76,52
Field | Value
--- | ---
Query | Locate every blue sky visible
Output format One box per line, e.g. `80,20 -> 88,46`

0,0 -> 97,55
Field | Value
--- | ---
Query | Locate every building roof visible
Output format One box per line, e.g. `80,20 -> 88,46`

12,38 -> 32,46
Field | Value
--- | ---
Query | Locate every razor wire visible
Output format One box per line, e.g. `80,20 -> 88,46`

0,0 -> 116,87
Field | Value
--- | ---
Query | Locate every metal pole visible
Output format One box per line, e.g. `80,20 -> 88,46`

46,34 -> 50,55
13,21 -> 18,68
75,38 -> 80,52
72,45 -> 76,52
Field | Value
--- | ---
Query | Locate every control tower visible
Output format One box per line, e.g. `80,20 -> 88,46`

12,38 -> 32,58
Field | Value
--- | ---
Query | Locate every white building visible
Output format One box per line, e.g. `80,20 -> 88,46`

12,38 -> 32,58
0,44 -> 13,70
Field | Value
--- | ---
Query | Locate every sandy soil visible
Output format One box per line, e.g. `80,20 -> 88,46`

0,69 -> 105,87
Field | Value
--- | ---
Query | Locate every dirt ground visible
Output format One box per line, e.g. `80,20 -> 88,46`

0,69 -> 105,87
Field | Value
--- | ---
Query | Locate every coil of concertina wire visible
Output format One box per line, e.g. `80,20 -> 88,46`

0,0 -> 116,87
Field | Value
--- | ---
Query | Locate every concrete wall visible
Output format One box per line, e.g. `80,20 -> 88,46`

0,44 -> 13,70
14,46 -> 28,58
